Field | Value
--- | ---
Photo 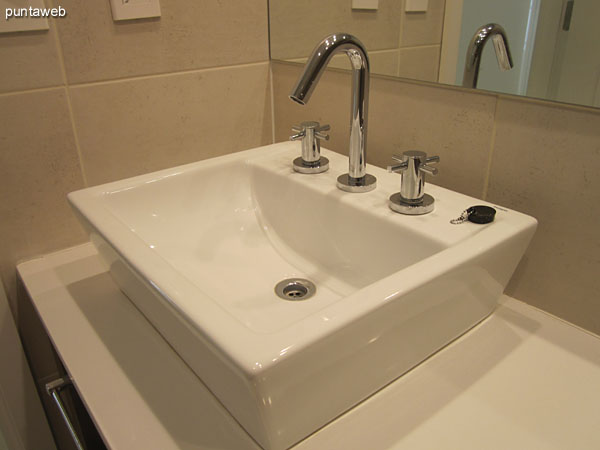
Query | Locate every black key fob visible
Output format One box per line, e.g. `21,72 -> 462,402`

467,205 -> 496,224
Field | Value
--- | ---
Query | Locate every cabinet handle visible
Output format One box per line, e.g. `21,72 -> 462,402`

46,377 -> 85,450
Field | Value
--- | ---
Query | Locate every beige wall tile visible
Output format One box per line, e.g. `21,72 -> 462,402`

400,0 -> 446,47
272,61 -> 496,198
70,63 -> 273,186
0,26 -> 63,93
270,0 -> 402,60
0,89 -> 87,313
487,98 -> 600,334
398,45 -> 440,82
370,50 -> 401,77
54,0 -> 269,83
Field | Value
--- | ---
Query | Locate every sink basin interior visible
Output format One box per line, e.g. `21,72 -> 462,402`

102,158 -> 446,333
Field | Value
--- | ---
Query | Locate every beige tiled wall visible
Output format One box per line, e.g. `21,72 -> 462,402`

271,61 -> 600,335
396,0 -> 445,81
400,0 -> 446,47
487,99 -> 600,333
0,0 -> 272,317
397,45 -> 441,82
0,27 -> 63,93
0,88 -> 87,313
54,0 -> 268,83
69,64 -> 272,186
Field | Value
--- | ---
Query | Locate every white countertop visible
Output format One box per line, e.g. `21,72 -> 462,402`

17,243 -> 600,450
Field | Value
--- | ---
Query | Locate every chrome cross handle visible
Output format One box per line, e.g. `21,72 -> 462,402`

290,122 -> 330,143
388,152 -> 439,177
388,150 -> 440,215
289,121 -> 331,174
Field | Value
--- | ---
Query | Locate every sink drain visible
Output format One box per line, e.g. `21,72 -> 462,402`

275,278 -> 316,301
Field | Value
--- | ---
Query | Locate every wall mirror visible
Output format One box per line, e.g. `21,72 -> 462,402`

269,0 -> 600,109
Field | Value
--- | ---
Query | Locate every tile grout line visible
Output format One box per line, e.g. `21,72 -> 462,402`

49,18 -> 89,187
69,60 -> 271,90
396,7 -> 404,77
269,63 -> 276,144
0,61 -> 270,97
266,0 -> 276,145
482,96 -> 501,200
0,85 -> 65,98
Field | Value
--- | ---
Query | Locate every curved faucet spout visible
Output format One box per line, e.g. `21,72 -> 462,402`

290,33 -> 376,191
463,23 -> 513,89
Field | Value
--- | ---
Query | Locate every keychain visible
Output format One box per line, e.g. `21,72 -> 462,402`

450,205 -> 496,224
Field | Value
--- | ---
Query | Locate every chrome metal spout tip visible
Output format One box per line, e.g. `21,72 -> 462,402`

492,34 -> 513,71
289,95 -> 305,106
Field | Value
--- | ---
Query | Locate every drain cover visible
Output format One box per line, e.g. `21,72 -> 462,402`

274,278 -> 316,301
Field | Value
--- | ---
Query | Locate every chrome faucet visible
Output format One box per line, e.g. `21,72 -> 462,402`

289,121 -> 330,173
289,33 -> 377,192
387,151 -> 439,215
463,23 -> 513,89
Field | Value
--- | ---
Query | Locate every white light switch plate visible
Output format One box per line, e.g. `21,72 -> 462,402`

352,0 -> 379,11
405,0 -> 429,12
0,0 -> 49,33
109,0 -> 161,21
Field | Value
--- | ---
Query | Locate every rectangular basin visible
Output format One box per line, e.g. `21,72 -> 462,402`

68,142 -> 537,449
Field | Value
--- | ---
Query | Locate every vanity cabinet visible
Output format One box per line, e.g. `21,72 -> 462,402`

16,244 -> 259,450
16,243 -> 600,450
17,277 -> 106,450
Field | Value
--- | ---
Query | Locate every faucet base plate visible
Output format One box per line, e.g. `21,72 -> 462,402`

293,157 -> 329,174
389,193 -> 435,215
336,174 -> 377,193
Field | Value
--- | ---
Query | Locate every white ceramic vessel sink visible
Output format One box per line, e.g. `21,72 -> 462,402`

69,142 -> 536,450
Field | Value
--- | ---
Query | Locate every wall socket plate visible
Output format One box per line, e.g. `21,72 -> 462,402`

351,0 -> 379,11
0,0 -> 49,33
109,0 -> 161,21
405,0 -> 429,13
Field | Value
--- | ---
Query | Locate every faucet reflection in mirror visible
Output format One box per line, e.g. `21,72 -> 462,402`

289,33 -> 377,193
271,1 -> 600,109
463,23 -> 513,89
